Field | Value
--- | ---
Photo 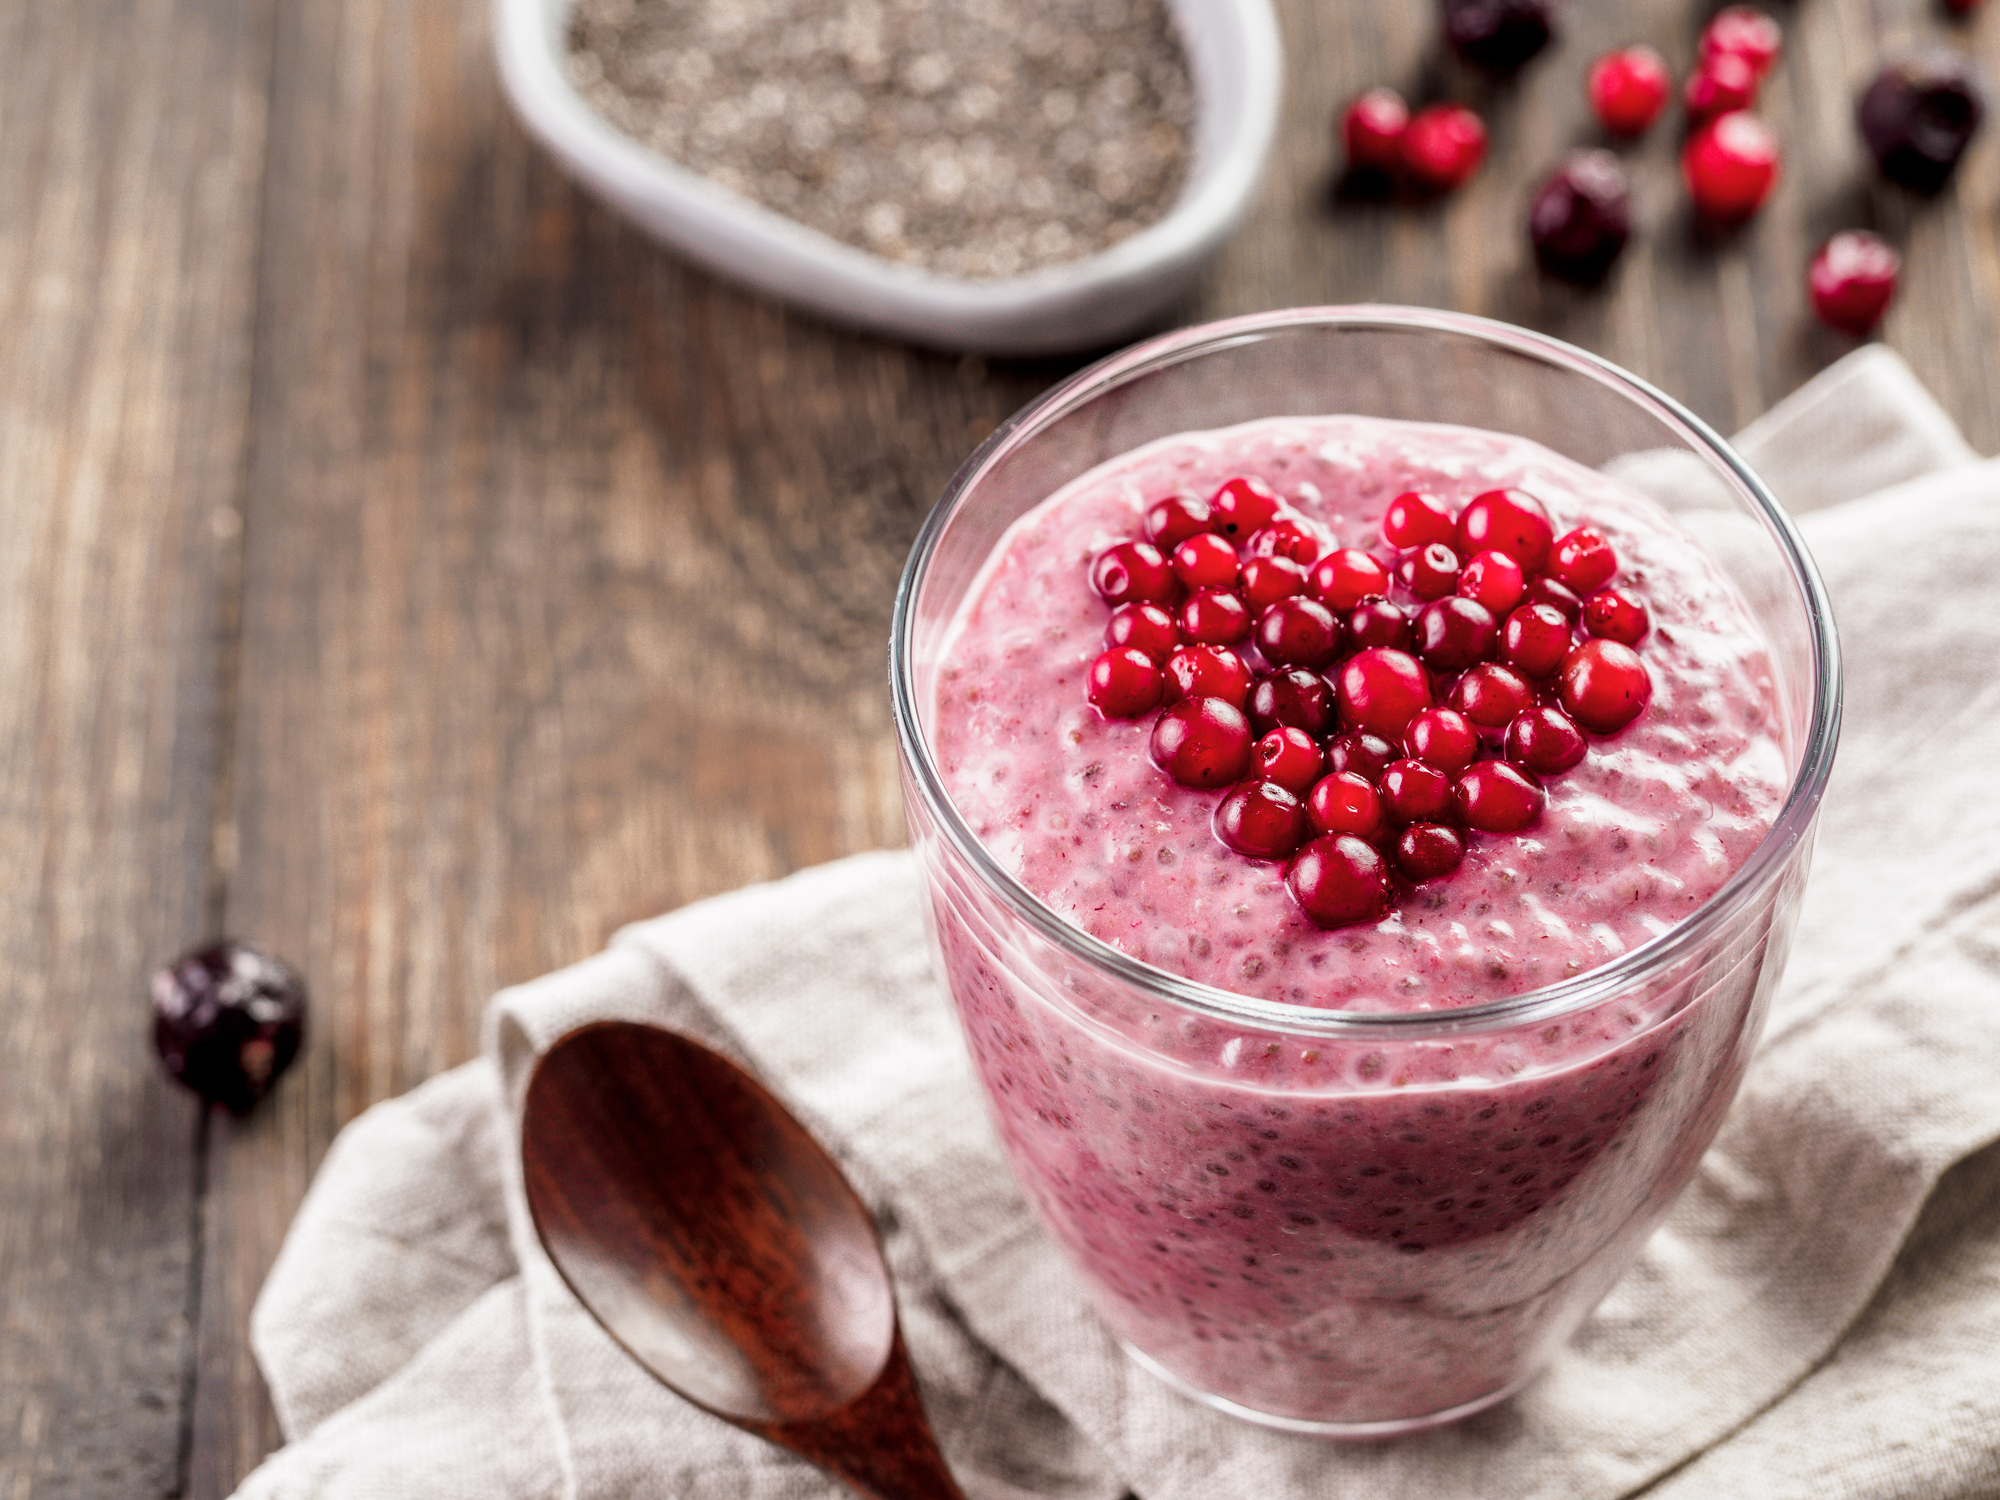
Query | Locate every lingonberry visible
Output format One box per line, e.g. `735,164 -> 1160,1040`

1091,540 -> 1177,607
1402,105 -> 1489,192
1105,602 -> 1181,663
1400,543 -> 1462,602
1454,760 -> 1545,833
1245,519 -> 1323,564
1404,706 -> 1479,776
1809,231 -> 1900,336
1500,601 -> 1574,678
1151,697 -> 1255,789
1441,0 -> 1557,75
1416,596 -> 1500,672
1449,662 -> 1536,733
1347,596 -> 1414,652
1310,548 -> 1392,610
1241,554 -> 1309,611
1685,52 -> 1759,120
1382,490 -> 1455,550
1173,532 -> 1240,590
1287,835 -> 1392,929
1210,476 -> 1282,538
1343,87 -> 1411,173
1549,526 -> 1617,595
1325,730 -> 1399,782
1588,45 -> 1670,137
1255,726 -> 1325,794
1457,489 -> 1553,573
1336,648 -> 1435,739
1858,54 -> 1986,193
1256,597 -> 1343,670
1307,771 -> 1388,842
1180,588 -> 1252,645
1456,550 -> 1526,616
1529,151 -> 1633,285
1701,6 -> 1782,80
1214,780 -> 1310,861
1395,822 -> 1467,882
1145,492 -> 1215,550
1163,645 -> 1253,708
1249,668 -> 1335,737
1505,704 -> 1588,774
1583,587 -> 1650,645
1087,647 -> 1164,718
153,940 -> 308,1115
1523,574 -> 1583,621
1559,639 -> 1653,733
1381,758 -> 1455,825
1682,112 -> 1781,223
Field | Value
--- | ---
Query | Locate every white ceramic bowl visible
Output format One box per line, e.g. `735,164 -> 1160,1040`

492,0 -> 1282,354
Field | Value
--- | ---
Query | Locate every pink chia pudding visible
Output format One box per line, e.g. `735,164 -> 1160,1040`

921,416 -> 1794,1429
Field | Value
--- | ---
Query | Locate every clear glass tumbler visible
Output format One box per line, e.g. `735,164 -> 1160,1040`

890,308 -> 1840,1436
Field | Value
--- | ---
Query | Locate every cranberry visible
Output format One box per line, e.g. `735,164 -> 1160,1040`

1858,54 -> 1985,193
1151,697 -> 1255,789
1449,662 -> 1536,732
1685,52 -> 1759,119
1456,549 -> 1526,615
1255,726 -> 1325,794
1382,490 -> 1455,550
1210,476 -> 1281,538
1091,540 -> 1177,607
1287,836 -> 1392,929
1145,492 -> 1215,550
1500,602 -> 1574,678
1505,704 -> 1588,774
1105,602 -> 1180,663
1588,45 -> 1670,136
1405,706 -> 1479,775
1529,151 -> 1633,286
1245,519 -> 1323,565
1172,532 -> 1240,591
1180,588 -> 1252,645
1415,595 -> 1499,673
1454,760 -> 1546,833
1402,105 -> 1488,192
1256,597 -> 1343,669
1809,231 -> 1900,336
1249,668 -> 1335,737
1346,596 -> 1414,651
1441,0 -> 1557,75
1548,526 -> 1617,595
1163,645 -> 1253,708
1399,542 -> 1462,601
1325,730 -> 1399,781
1343,87 -> 1410,173
1336,648 -> 1434,739
1456,489 -> 1553,573
1701,6 -> 1782,80
1583,587 -> 1650,645
1310,548 -> 1392,610
1395,823 -> 1466,882
153,941 -> 308,1115
1381,759 -> 1455,825
1559,639 -> 1653,733
1087,647 -> 1164,717
1307,771 -> 1388,842
1214,780 -> 1310,861
1240,554 -> 1309,611
1523,574 -> 1583,620
1682,112 -> 1781,223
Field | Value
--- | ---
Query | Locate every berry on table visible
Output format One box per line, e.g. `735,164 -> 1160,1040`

1214,780 -> 1310,861
1682,111 -> 1781,223
1685,51 -> 1759,120
1529,151 -> 1633,285
1700,7 -> 1782,80
1809,231 -> 1900,336
1402,105 -> 1489,192
152,941 -> 308,1115
1588,45 -> 1671,136
1857,54 -> 1987,194
1287,835 -> 1392,928
1441,0 -> 1558,75
1343,87 -> 1411,173
1088,647 -> 1164,717
1151,697 -> 1255,788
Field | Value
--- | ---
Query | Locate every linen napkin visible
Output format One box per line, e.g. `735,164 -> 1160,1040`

235,345 -> 2000,1500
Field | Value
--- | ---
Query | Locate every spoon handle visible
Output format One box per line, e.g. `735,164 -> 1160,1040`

770,1332 -> 970,1500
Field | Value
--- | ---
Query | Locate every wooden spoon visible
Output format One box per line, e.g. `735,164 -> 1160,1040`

520,1019 -> 968,1500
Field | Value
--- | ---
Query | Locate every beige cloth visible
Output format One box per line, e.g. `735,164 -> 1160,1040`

236,346 -> 2000,1500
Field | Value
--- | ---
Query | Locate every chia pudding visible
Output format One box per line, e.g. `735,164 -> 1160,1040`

913,415 -> 1799,1428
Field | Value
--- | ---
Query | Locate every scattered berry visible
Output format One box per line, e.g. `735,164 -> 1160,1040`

1343,87 -> 1411,173
1287,835 -> 1392,928
1559,639 -> 1653,733
1583,587 -> 1650,645
1088,647 -> 1164,717
1256,727 -> 1325,794
1700,7 -> 1782,81
1457,489 -> 1554,573
1809,231 -> 1900,336
152,941 -> 308,1115
1336,648 -> 1435,739
1529,151 -> 1633,285
1857,53 -> 1986,193
1588,45 -> 1671,136
1092,540 -> 1177,607
1505,704 -> 1588,774
1454,760 -> 1546,832
1395,822 -> 1467,881
1249,667 -> 1336,737
1441,0 -> 1558,75
1151,697 -> 1255,789
1308,771 -> 1388,842
1402,104 -> 1489,192
1685,51 -> 1759,120
1164,645 -> 1253,708
1682,111 -> 1781,223
1404,707 -> 1480,775
1214,780 -> 1310,861
1382,490 -> 1456,550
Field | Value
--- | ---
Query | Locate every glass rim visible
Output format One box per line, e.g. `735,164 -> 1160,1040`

889,305 -> 1843,1042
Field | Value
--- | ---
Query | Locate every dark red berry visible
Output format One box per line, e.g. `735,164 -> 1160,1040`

1325,730 -> 1399,782
1529,150 -> 1632,286
1449,662 -> 1536,733
1523,574 -> 1583,620
1505,704 -> 1588,774
1249,668 -> 1335,737
1215,780 -> 1310,861
1163,645 -> 1253,708
1092,540 -> 1178,607
1256,597 -> 1343,669
1382,490 -> 1455,550
1701,6 -> 1782,80
1381,758 -> 1455,825
1105,602 -> 1180,663
1145,492 -> 1215,550
1588,45 -> 1670,136
1456,489 -> 1553,573
1307,771 -> 1387,842
1400,543 -> 1462,601
1682,112 -> 1780,223
1394,822 -> 1466,882
1241,554 -> 1309,611
1181,588 -> 1252,645
1456,549 -> 1525,616
1441,0 -> 1557,75
1173,532 -> 1240,590
1151,697 -> 1255,789
1310,548 -> 1392,610
1858,54 -> 1985,193
1404,706 -> 1479,775
1336,648 -> 1434,739
1454,760 -> 1545,833
1500,602 -> 1573,678
1402,104 -> 1488,191
1255,726 -> 1324,794
1559,639 -> 1653,733
1343,87 -> 1411,172
1549,526 -> 1617,595
1685,52 -> 1759,119
1246,519 -> 1324,564
152,941 -> 308,1115
1210,476 -> 1281,538
1416,595 -> 1500,671
1809,231 -> 1900,336
1087,647 -> 1164,717
1287,835 -> 1392,929
1347,596 -> 1414,651
1583,588 -> 1650,645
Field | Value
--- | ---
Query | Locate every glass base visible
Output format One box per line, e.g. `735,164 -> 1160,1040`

1116,1338 -> 1534,1439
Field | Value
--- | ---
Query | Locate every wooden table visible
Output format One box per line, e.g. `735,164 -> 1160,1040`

3,0 -> 1994,1491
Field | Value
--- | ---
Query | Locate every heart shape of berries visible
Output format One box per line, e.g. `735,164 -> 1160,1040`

1085,477 -> 1654,929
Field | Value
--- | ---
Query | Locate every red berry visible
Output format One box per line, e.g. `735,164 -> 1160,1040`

1809,231 -> 1900,337
1530,151 -> 1634,285
1457,549 -> 1525,615
1548,526 -> 1617,595
1255,727 -> 1324,794
1400,542 -> 1462,601
1240,554 -> 1309,611
1249,668 -> 1335,737
1505,704 -> 1588,774
1091,540 -> 1177,607
1256,597 -> 1343,669
1151,697 -> 1255,789
1307,771 -> 1387,842
1310,548 -> 1392,610
1449,663 -> 1536,733
1588,44 -> 1670,136
1583,588 -> 1650,645
1701,6 -> 1782,80
1145,492 -> 1215,550
1682,112 -> 1780,223
1500,602 -> 1574,678
1404,706 -> 1479,775
1454,761 -> 1545,832
1181,588 -> 1252,645
1245,519 -> 1323,565
1559,639 -> 1653,733
1523,574 -> 1583,621
1343,87 -> 1410,172
1685,52 -> 1759,119
1287,836 -> 1392,929
1326,730 -> 1399,781
1163,645 -> 1253,708
1346,596 -> 1414,651
1336,648 -> 1434,739
153,941 -> 308,1115
1394,823 -> 1466,882
1214,780 -> 1310,861
1105,602 -> 1180,663
1946,0 -> 1982,13
1381,758 -> 1455,824
1087,647 -> 1164,717
1456,489 -> 1553,573
1382,490 -> 1455,550
1416,595 -> 1500,671
1173,532 -> 1241,590
1209,476 -> 1281,539
1402,104 -> 1488,192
